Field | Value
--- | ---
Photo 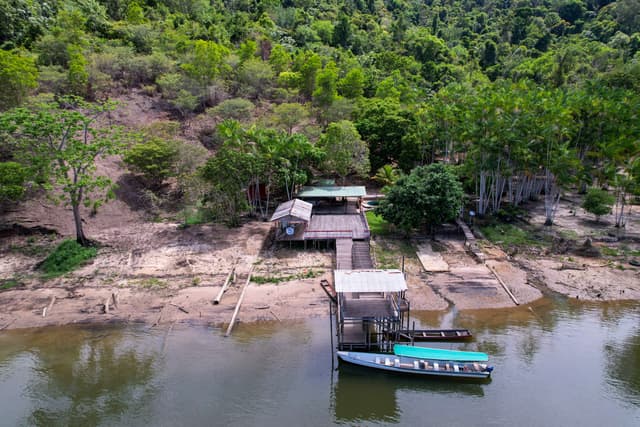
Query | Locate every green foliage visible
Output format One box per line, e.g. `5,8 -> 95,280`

373,164 -> 401,188
0,0 -> 57,48
67,45 -> 89,97
236,58 -> 274,99
0,161 -> 28,202
181,40 -> 230,88
312,61 -> 338,114
210,98 -> 255,121
365,210 -> 391,236
0,97 -> 123,245
252,269 -> 322,284
582,188 -> 616,221
376,163 -> 463,234
338,67 -> 365,99
480,224 -> 540,247
0,49 -> 38,110
0,278 -> 23,291
355,99 -> 415,171
319,120 -> 369,182
272,102 -> 308,135
123,138 -> 179,188
39,239 -> 97,278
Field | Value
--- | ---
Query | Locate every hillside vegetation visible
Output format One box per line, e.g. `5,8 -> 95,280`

1,0 -> 639,242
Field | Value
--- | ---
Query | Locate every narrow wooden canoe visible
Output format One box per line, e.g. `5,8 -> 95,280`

337,351 -> 493,379
393,344 -> 489,362
398,329 -> 473,341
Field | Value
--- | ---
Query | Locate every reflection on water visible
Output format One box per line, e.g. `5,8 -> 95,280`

0,326 -> 159,426
0,299 -> 639,426
333,362 -> 487,425
606,328 -> 640,406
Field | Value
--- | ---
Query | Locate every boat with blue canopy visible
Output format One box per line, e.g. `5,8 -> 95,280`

393,344 -> 489,362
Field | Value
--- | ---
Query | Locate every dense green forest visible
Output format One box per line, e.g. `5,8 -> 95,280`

1,0 -> 639,243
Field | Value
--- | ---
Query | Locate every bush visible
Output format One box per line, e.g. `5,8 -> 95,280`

209,98 -> 255,121
40,240 -> 97,278
123,138 -> 179,188
582,188 -> 615,222
93,47 -> 174,87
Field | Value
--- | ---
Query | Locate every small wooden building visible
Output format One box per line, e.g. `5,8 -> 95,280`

269,198 -> 313,240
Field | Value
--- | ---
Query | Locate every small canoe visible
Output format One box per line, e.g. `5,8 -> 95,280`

337,351 -> 493,379
393,344 -> 489,362
398,329 -> 472,341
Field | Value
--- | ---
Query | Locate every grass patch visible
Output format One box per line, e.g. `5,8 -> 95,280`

372,239 -> 414,269
39,240 -> 97,278
480,223 -> 540,247
0,278 -> 23,291
366,211 -> 391,236
252,269 -> 323,284
179,205 -> 215,228
600,246 -> 620,257
131,278 -> 168,288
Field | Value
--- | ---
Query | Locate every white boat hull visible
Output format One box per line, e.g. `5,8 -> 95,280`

337,351 -> 492,379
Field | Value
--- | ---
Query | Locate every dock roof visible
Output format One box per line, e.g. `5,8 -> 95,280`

297,186 -> 367,198
334,269 -> 407,293
270,199 -> 313,222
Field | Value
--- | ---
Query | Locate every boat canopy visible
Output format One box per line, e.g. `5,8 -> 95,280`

334,269 -> 407,293
393,344 -> 489,362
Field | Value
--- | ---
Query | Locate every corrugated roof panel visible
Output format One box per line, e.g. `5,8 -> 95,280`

334,269 -> 407,293
297,186 -> 367,198
270,199 -> 313,222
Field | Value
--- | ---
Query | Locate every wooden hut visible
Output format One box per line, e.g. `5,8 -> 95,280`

269,199 -> 313,241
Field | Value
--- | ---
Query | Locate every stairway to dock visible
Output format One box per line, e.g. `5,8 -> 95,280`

352,241 -> 374,269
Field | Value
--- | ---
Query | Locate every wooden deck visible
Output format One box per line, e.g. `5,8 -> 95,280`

306,214 -> 369,240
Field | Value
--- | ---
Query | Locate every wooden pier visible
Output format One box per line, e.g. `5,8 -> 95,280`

270,187 -> 411,353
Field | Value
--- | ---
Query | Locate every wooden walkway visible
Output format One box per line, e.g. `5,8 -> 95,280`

336,238 -> 353,270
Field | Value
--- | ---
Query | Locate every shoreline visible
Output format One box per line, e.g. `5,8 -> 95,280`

2,197 -> 640,332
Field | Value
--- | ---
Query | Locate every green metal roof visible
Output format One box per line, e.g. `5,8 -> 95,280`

297,186 -> 367,198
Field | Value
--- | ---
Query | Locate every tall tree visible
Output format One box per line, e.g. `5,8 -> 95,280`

376,163 -> 464,235
319,120 -> 370,183
0,97 -> 123,245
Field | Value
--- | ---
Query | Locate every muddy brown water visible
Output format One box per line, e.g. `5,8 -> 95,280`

1,298 -> 639,426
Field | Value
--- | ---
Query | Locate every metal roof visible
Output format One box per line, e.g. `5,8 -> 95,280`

334,269 -> 407,293
270,199 -> 313,222
297,186 -> 367,198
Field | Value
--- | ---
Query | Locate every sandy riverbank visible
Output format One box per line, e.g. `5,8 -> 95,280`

2,195 -> 639,331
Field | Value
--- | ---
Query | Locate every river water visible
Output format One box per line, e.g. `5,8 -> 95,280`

1,298 -> 639,426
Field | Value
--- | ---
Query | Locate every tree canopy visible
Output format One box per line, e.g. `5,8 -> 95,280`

376,163 -> 464,234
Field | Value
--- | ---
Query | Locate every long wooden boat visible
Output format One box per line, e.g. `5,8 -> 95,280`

398,328 -> 473,341
337,351 -> 493,379
393,344 -> 489,362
